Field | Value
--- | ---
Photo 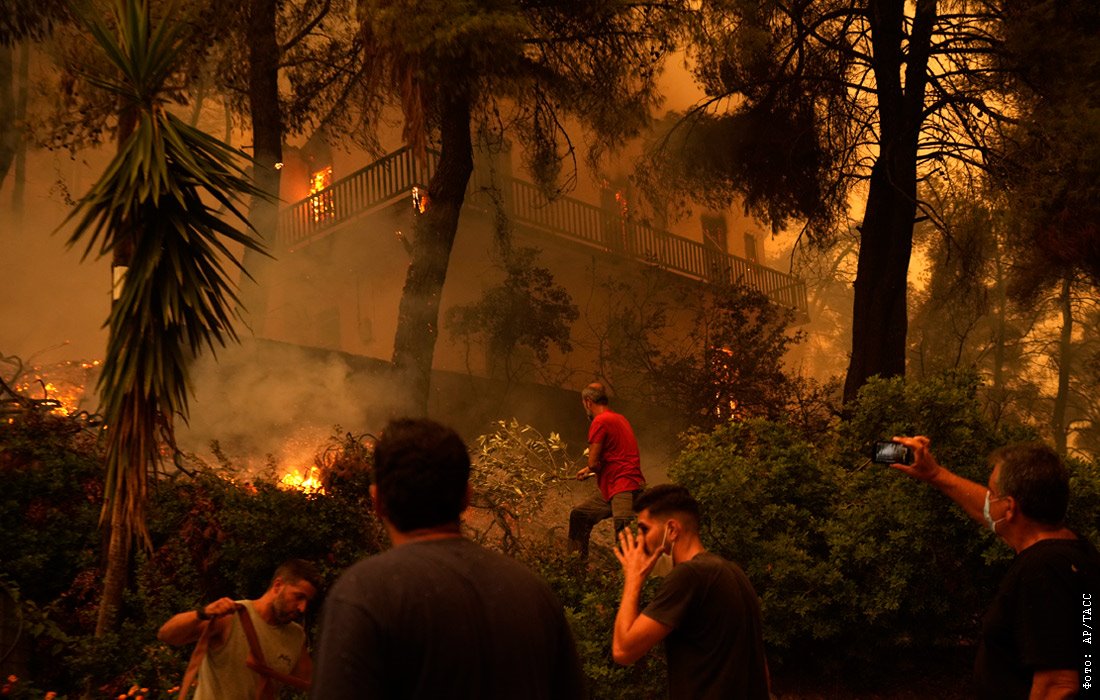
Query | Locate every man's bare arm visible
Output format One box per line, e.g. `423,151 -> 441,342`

1029,668 -> 1078,700
157,597 -> 236,647
892,436 -> 990,525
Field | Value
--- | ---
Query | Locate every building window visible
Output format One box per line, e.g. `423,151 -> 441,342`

701,214 -> 728,252
744,232 -> 759,263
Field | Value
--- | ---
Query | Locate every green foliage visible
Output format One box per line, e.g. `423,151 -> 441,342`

0,420 -> 101,603
822,373 -> 1019,664
666,371 -> 1067,683
467,419 -> 577,553
671,419 -> 841,653
530,553 -> 667,700
997,0 -> 1100,289
0,411 -> 383,697
597,273 -> 808,430
446,246 -> 579,381
65,0 -> 268,549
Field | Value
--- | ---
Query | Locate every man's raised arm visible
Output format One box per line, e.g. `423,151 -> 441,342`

891,436 -> 990,526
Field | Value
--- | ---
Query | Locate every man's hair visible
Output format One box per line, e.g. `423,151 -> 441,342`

582,382 -> 609,405
991,442 -> 1069,526
634,484 -> 700,531
272,559 -> 322,592
373,418 -> 471,532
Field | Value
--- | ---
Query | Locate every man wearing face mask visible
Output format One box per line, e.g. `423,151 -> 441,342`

891,436 -> 1100,700
612,484 -> 771,699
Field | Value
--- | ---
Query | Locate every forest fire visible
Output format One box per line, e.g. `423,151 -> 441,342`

273,429 -> 374,496
278,465 -> 326,495
11,360 -> 100,417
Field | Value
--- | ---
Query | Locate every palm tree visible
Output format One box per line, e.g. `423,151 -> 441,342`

64,0 -> 267,635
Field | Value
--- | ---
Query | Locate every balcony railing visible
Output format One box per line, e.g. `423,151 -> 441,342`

279,147 -> 807,316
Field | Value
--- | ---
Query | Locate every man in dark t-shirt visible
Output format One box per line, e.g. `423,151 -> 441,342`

311,419 -> 585,699
892,437 -> 1100,699
612,484 -> 770,699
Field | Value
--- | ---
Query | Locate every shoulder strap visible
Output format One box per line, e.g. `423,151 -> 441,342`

175,604 -> 310,700
236,604 -> 312,695
176,620 -> 215,700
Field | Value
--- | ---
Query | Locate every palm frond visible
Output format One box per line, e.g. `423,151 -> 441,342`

64,0 -> 271,550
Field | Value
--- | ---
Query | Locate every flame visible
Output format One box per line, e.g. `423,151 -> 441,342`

412,186 -> 429,214
268,431 -> 328,494
12,359 -> 100,416
310,166 -> 335,223
279,465 -> 326,495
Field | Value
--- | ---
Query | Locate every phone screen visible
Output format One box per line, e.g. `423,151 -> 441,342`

873,441 -> 912,465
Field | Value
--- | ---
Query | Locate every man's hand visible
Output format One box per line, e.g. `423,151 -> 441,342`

890,435 -> 943,483
889,435 -> 990,526
576,466 -> 596,480
612,526 -> 672,665
158,597 -> 237,647
200,597 -> 239,619
614,526 -> 660,584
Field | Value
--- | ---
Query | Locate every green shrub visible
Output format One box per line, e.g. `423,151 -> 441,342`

669,418 -> 843,658
664,370 -> 1080,686
530,552 -> 667,700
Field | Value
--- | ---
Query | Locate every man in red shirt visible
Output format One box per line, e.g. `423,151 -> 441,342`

569,382 -> 646,559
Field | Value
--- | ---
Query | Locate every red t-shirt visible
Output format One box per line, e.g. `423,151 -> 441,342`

588,410 -> 645,500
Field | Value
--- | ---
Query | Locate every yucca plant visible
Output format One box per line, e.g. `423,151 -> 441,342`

63,0 -> 267,635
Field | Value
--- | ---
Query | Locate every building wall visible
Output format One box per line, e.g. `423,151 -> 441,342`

261,182 -> 733,398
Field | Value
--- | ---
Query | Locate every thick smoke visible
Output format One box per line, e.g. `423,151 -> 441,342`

177,339 -> 398,476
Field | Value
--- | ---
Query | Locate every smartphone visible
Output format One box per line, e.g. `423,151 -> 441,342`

872,440 -> 913,465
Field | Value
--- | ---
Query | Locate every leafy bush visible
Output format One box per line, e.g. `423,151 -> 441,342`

0,414 -> 385,697
528,551 -> 667,700
671,417 -> 841,656
665,370 -> 1100,688
466,419 -> 577,552
7,377 -> 1100,697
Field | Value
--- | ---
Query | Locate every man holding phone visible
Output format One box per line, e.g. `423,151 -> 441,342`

890,436 -> 1100,700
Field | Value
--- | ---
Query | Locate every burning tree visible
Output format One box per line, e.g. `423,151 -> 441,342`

64,0 -> 266,635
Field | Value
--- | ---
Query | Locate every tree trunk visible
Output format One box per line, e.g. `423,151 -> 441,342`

94,496 -> 129,636
1052,275 -> 1073,454
11,41 -> 28,225
843,0 -> 937,404
241,0 -> 283,334
0,43 -> 17,190
95,102 -> 139,639
391,94 -> 473,415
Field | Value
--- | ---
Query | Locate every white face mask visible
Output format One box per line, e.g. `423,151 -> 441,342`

983,491 -> 1007,534
651,523 -> 674,577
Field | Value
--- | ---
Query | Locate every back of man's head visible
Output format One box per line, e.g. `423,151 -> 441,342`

991,441 -> 1069,527
582,382 -> 609,405
634,484 -> 700,532
272,558 -> 323,592
373,418 -> 471,532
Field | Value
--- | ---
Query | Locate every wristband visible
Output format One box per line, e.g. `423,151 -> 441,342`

196,606 -> 212,621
